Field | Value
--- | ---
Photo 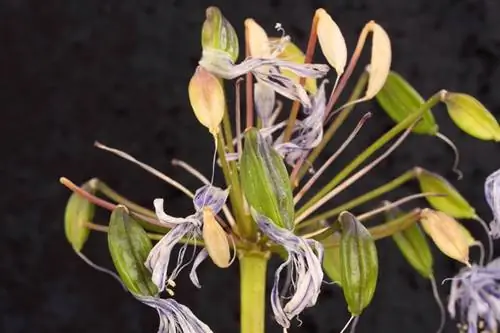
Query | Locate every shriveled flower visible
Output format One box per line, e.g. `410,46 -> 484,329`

135,294 -> 214,333
273,80 -> 328,167
254,212 -> 324,329
485,168 -> 500,238
146,185 -> 229,291
447,257 -> 500,333
199,33 -> 329,108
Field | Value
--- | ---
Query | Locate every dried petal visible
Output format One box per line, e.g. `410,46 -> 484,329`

316,8 -> 347,76
188,66 -> 225,136
485,168 -> 500,238
420,209 -> 470,265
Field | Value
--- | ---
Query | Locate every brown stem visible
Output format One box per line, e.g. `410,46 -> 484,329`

283,13 -> 319,142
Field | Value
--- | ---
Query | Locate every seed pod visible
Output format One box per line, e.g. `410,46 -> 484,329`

322,233 -> 342,285
240,128 -> 294,230
202,207 -> 231,268
376,71 -> 438,135
64,179 -> 97,252
201,6 -> 239,63
339,211 -> 378,315
188,66 -> 225,136
364,22 -> 392,100
270,37 -> 317,93
108,205 -> 158,296
442,92 -> 500,141
420,209 -> 470,265
383,205 -> 433,278
245,19 -> 271,58
316,8 -> 347,77
416,168 -> 476,219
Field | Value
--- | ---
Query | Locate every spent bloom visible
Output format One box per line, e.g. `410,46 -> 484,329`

136,294 -> 214,333
146,185 -> 229,291
254,212 -> 324,329
485,168 -> 500,238
447,258 -> 500,333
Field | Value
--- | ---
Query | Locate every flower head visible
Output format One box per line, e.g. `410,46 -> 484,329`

146,185 -> 229,291
135,294 -> 214,333
447,257 -> 500,332
485,168 -> 500,238
254,212 -> 324,329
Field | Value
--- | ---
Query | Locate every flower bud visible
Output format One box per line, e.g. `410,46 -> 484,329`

339,212 -> 378,315
416,168 -> 476,219
108,205 -> 158,296
375,71 -> 438,135
188,66 -> 225,136
202,207 -> 231,268
442,92 -> 500,141
64,179 -> 96,252
420,209 -> 470,265
386,205 -> 433,278
240,128 -> 294,230
201,6 -> 239,63
270,37 -> 318,94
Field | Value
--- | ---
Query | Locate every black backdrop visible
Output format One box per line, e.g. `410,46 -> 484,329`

2,0 -> 500,332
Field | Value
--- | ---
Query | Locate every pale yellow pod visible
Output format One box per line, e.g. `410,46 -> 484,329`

316,8 -> 347,76
420,209 -> 470,265
365,22 -> 392,99
245,19 -> 271,58
188,66 -> 225,136
202,207 -> 231,268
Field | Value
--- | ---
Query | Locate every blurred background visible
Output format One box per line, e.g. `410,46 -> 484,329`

2,0 -> 500,332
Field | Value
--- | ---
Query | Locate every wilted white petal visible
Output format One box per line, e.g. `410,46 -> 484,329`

145,223 -> 198,291
447,259 -> 500,332
193,185 -> 230,213
189,249 -> 209,288
254,212 -> 323,329
254,68 -> 312,107
254,82 -> 276,127
154,199 -> 200,226
135,295 -> 214,333
485,168 -> 500,238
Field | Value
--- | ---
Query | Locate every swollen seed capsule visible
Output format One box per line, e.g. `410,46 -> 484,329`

108,205 -> 158,296
64,179 -> 97,252
202,207 -> 231,268
201,6 -> 239,63
339,211 -> 378,315
240,128 -> 294,230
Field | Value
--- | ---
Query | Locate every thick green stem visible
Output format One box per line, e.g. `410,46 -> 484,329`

240,251 -> 269,333
297,168 -> 417,229
297,91 -> 445,217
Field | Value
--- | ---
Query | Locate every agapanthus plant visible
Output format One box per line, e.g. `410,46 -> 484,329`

61,6 -> 500,333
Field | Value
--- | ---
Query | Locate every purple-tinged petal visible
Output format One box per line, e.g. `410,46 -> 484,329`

193,185 -> 229,213
154,199 -> 200,226
485,169 -> 500,238
135,295 -> 214,333
189,249 -> 209,289
145,223 -> 198,291
254,82 -> 276,127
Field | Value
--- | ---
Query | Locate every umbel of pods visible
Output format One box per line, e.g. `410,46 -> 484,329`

60,5 -> 500,333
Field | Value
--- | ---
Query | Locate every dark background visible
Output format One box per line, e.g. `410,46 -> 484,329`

2,0 -> 500,332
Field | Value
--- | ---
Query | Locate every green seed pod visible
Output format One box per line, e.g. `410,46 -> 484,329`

240,128 -> 294,230
386,205 -> 433,279
64,179 -> 97,252
339,211 -> 378,315
375,71 -> 438,135
442,92 -> 500,141
108,205 -> 158,296
201,6 -> 239,63
322,233 -> 342,285
416,168 -> 476,219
